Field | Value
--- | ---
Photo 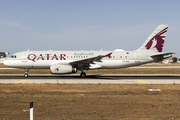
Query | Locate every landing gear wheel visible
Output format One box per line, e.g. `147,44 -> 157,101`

24,69 -> 29,78
80,72 -> 86,78
24,74 -> 28,78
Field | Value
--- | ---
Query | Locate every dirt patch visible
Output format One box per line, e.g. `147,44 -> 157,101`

0,84 -> 180,119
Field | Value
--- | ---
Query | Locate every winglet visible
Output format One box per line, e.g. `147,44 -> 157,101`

106,52 -> 113,58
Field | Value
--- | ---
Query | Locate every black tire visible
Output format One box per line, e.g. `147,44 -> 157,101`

80,72 -> 86,78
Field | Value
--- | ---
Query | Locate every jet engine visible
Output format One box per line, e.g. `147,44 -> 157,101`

50,64 -> 77,74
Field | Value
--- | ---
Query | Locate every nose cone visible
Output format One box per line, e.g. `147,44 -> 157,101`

3,60 -> 10,67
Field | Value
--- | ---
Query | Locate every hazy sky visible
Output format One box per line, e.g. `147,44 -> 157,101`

0,0 -> 180,57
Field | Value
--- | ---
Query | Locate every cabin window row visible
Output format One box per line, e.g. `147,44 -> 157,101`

11,55 -> 90,59
109,56 -> 128,58
25,55 -> 128,59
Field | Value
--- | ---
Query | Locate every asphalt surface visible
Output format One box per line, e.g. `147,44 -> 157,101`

0,74 -> 180,84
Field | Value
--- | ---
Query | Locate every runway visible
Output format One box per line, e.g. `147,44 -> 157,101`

0,74 -> 180,84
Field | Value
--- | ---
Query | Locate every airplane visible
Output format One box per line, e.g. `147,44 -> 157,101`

3,24 -> 174,78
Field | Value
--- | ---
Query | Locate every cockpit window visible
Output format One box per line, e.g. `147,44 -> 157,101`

11,55 -> 16,58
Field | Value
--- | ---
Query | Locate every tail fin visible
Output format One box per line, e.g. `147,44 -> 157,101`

137,24 -> 168,52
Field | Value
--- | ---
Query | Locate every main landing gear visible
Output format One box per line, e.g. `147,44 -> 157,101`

24,69 -> 29,78
80,72 -> 86,78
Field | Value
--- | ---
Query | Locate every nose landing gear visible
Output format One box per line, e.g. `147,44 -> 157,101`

24,69 -> 29,78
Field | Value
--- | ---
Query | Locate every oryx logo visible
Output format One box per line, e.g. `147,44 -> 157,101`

55,67 -> 60,71
145,27 -> 168,52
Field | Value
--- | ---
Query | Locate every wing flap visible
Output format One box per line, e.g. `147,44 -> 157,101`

69,52 -> 112,68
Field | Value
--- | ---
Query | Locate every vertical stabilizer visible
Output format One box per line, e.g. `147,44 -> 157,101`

137,25 -> 168,52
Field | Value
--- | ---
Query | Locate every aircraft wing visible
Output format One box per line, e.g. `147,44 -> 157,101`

150,52 -> 175,60
69,52 -> 112,69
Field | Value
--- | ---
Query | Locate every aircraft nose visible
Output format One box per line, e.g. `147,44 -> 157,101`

3,60 -> 10,66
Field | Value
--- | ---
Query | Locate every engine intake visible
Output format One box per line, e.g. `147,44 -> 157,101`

50,64 -> 77,74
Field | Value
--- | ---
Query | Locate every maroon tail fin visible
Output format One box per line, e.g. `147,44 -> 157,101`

137,25 -> 168,52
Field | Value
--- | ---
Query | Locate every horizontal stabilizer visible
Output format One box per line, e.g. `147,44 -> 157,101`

150,53 -> 175,60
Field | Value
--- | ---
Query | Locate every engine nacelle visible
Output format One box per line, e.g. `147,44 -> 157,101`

50,64 -> 77,74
